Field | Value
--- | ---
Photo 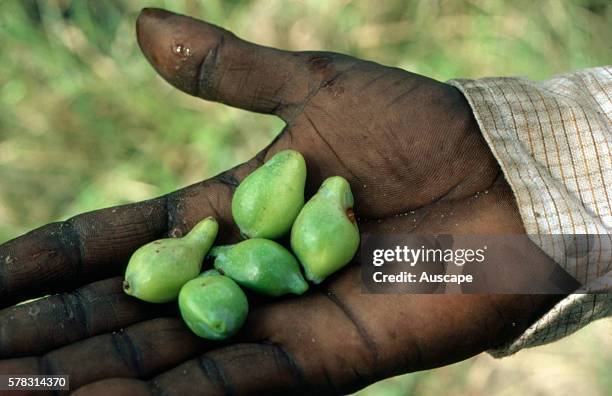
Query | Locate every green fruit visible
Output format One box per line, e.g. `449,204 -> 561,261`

210,238 -> 308,296
199,269 -> 221,278
178,274 -> 248,340
291,176 -> 359,283
232,149 -> 306,239
123,217 -> 218,303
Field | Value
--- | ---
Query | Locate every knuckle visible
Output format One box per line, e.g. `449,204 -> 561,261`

111,329 -> 144,376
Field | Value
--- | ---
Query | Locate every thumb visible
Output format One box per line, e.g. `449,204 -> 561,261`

136,8 -> 338,118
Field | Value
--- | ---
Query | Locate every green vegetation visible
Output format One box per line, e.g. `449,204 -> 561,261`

0,1 -> 610,394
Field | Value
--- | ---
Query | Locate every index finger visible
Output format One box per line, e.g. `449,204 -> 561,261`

0,196 -> 166,308
0,174 -> 240,309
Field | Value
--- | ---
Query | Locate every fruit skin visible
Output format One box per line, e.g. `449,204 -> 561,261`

210,238 -> 309,296
178,274 -> 248,340
231,149 -> 306,239
291,176 -> 359,283
199,269 -> 221,278
123,217 -> 218,303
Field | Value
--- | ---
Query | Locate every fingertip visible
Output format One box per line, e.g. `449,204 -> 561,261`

135,7 -> 221,96
136,8 -> 176,42
139,7 -> 175,20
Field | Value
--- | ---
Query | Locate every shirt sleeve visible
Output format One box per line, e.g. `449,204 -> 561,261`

447,66 -> 612,357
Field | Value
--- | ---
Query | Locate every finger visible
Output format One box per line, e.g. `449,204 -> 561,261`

0,317 -> 208,392
136,8 -> 356,118
0,277 -> 175,358
0,196 -> 166,308
0,169 -> 244,308
73,342 -> 311,396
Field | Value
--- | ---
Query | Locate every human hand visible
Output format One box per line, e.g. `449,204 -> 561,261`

0,8 -> 565,395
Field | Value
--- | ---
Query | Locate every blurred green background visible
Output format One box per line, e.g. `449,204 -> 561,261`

0,0 -> 610,394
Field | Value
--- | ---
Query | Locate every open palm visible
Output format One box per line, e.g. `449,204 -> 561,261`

0,8 -> 564,396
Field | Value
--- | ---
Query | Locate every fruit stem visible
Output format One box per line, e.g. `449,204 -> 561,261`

207,245 -> 233,260
184,217 -> 219,248
319,176 -> 354,209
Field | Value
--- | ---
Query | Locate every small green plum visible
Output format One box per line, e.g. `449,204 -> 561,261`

178,274 -> 248,340
210,238 -> 308,296
232,149 -> 306,239
123,217 -> 218,303
291,176 -> 359,283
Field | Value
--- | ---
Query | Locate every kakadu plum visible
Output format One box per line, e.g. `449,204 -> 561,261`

210,238 -> 308,296
123,217 -> 218,303
232,150 -> 306,239
178,274 -> 248,340
291,176 -> 360,283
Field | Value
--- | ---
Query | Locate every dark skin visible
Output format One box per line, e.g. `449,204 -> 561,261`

0,8 -> 566,396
